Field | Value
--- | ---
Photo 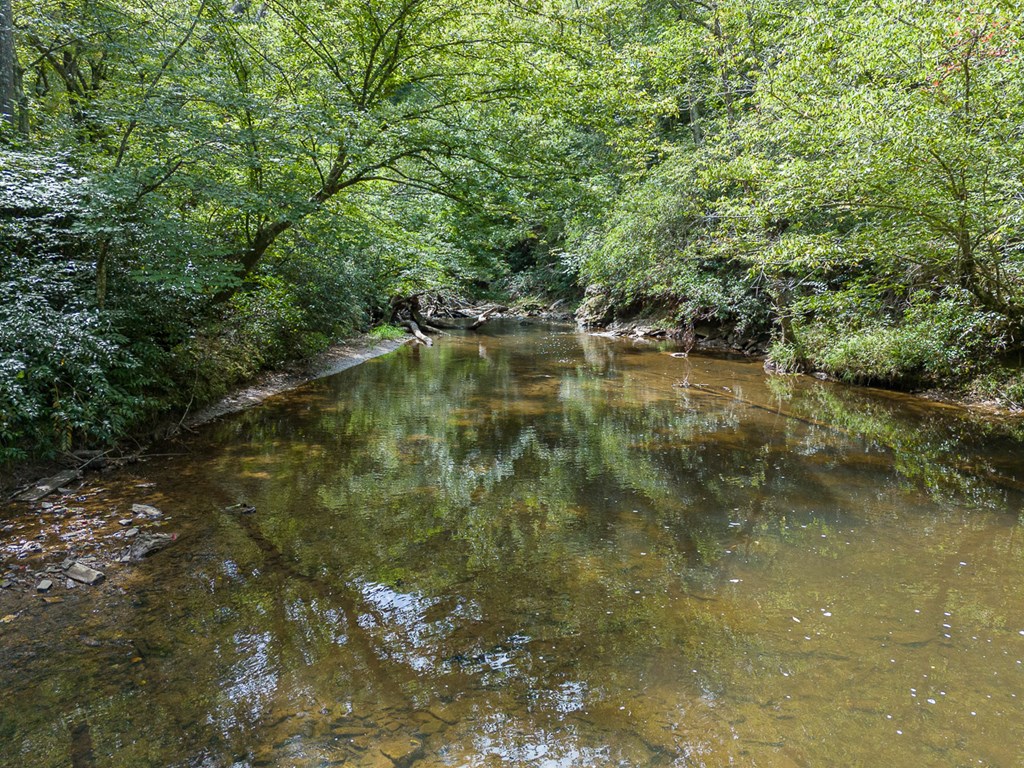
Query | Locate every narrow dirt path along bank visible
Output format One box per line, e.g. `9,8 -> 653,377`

0,335 -> 409,617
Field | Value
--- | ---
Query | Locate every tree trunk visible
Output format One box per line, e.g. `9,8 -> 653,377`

211,218 -> 294,303
13,60 -> 26,133
0,0 -> 17,129
96,238 -> 109,309
389,294 -> 443,333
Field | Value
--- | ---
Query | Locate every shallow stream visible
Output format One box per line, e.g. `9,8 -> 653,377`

2,322 -> 1024,767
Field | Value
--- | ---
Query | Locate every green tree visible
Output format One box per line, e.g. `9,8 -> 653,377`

753,1 -> 1024,320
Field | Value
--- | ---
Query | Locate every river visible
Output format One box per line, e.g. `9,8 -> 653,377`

2,321 -> 1023,767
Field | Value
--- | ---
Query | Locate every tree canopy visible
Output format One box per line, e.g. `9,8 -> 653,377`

2,0 -> 1023,460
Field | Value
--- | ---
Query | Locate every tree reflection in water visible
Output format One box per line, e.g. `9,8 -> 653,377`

2,322 -> 1023,767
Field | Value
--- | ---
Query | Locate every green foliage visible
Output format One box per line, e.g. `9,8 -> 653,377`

747,1 -> 1024,314
564,0 -> 1024,398
0,257 -> 150,460
0,154 -> 163,459
771,290 -> 1009,387
6,0 -> 1024,464
3,0 -> 608,461
231,276 -> 312,367
969,368 -> 1024,412
573,149 -> 773,334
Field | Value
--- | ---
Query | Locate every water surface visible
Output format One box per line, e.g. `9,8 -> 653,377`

2,322 -> 1024,767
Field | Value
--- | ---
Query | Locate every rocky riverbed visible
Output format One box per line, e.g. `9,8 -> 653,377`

0,482 -> 177,617
1,336 -> 413,626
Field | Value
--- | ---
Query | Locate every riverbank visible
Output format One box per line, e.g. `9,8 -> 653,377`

0,333 -> 410,616
181,335 -> 411,428
2,334 -> 410,501
583,314 -> 1024,417
6,316 -> 1020,508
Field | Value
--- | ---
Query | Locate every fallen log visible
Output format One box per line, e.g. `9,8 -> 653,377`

390,293 -> 445,333
388,293 -> 422,324
16,469 -> 81,502
424,304 -> 505,330
402,320 -> 433,346
421,316 -> 461,329
410,302 -> 445,333
392,292 -> 504,332
468,306 -> 499,330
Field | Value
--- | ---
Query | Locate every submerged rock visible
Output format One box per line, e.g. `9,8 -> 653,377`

378,736 -> 423,767
131,504 -> 163,520
119,532 -> 176,562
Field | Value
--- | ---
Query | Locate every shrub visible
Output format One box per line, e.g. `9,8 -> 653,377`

770,289 -> 1008,388
0,258 -> 149,461
572,149 -> 773,333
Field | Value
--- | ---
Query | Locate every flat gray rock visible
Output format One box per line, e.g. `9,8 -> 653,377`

17,470 -> 81,501
65,562 -> 105,585
35,579 -> 53,592
120,532 -> 176,562
131,503 -> 163,519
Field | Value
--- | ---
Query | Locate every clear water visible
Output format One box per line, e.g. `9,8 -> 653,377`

2,321 -> 1024,767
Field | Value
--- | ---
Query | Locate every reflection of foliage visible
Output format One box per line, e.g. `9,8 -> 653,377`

6,326 -> 1024,767
781,383 -> 1024,508
208,326 -> 1024,703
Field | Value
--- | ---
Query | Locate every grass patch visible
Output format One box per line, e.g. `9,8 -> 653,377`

369,323 -> 408,341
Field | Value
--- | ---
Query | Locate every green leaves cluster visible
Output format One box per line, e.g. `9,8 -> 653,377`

1,0 -> 619,458
563,0 -> 1024,396
5,0 -> 1024,458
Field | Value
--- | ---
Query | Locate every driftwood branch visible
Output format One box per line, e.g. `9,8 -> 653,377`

467,306 -> 499,330
390,293 -> 444,333
402,319 -> 433,345
424,301 -> 506,330
389,293 -> 504,337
